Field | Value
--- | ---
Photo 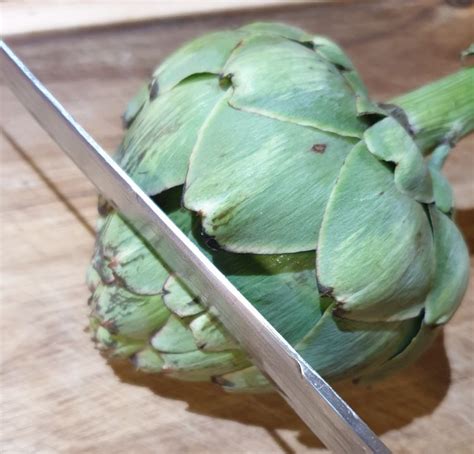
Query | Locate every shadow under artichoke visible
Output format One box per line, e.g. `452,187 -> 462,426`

108,331 -> 450,450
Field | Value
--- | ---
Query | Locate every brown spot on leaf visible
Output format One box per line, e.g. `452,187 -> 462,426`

311,143 -> 327,154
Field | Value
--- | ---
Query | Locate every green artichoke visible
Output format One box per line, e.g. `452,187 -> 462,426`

87,23 -> 473,392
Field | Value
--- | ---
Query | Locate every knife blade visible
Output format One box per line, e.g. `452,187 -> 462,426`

0,40 -> 390,454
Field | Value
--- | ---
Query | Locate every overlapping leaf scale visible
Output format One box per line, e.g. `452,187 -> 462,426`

189,313 -> 239,352
90,283 -> 170,340
115,75 -> 226,196
160,349 -> 250,382
162,274 -> 203,317
216,366 -> 272,393
151,314 -> 200,353
428,143 -> 454,214
197,246 -> 324,346
90,187 -> 324,382
91,212 -> 170,295
211,299 -> 423,389
317,142 -> 435,322
94,325 -> 145,358
424,206 -> 470,325
116,23 -> 327,199
312,36 -> 385,117
153,30 -> 244,93
153,22 -> 313,94
184,99 -> 356,253
90,214 -> 247,377
239,22 -> 312,41
364,117 -> 434,203
358,323 -> 440,383
223,34 -> 369,138
180,187 -> 325,347
89,22 -> 464,389
122,82 -> 149,128
360,206 -> 470,382
293,304 -> 422,380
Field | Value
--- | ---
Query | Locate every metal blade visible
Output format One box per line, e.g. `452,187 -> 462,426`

0,40 -> 390,454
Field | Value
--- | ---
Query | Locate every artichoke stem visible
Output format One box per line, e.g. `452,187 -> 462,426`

390,67 -> 474,154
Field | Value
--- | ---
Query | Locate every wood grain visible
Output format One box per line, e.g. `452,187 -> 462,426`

1,0 -> 325,37
1,1 -> 474,452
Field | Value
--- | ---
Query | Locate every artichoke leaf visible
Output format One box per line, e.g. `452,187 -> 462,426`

317,142 -> 435,321
156,186 -> 195,233
87,22 -> 472,390
429,169 -> 454,214
184,98 -> 355,253
116,75 -> 226,196
364,117 -> 434,203
122,82 -> 149,128
189,312 -> 238,352
94,213 -> 170,295
223,35 -> 368,138
341,70 -> 387,117
91,284 -> 170,340
215,365 -> 272,393
294,303 -> 421,380
153,30 -> 244,93
132,348 -> 165,373
312,36 -> 354,70
199,247 -> 324,346
239,22 -> 312,42
86,265 -> 101,292
162,274 -> 204,318
310,36 -> 384,118
161,349 -> 250,381
153,22 -> 314,94
151,315 -> 198,353
159,186 -> 326,346
358,322 -> 440,383
95,326 -> 145,358
428,143 -> 454,213
424,206 -> 470,325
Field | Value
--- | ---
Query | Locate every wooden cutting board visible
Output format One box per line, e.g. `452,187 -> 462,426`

1,1 -> 473,452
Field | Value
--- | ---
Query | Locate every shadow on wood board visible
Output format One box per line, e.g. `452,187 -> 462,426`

110,333 -> 450,451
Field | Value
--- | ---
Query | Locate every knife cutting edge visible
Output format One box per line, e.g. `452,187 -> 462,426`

0,40 -> 390,454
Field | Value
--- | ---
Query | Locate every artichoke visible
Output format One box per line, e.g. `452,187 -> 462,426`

87,22 -> 473,392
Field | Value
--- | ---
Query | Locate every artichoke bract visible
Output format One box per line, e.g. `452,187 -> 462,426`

87,23 -> 473,392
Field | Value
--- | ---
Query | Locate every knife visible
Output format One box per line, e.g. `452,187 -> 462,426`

0,40 -> 390,454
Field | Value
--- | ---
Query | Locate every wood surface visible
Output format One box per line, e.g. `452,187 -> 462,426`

1,1 -> 474,452
1,0 -> 323,37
